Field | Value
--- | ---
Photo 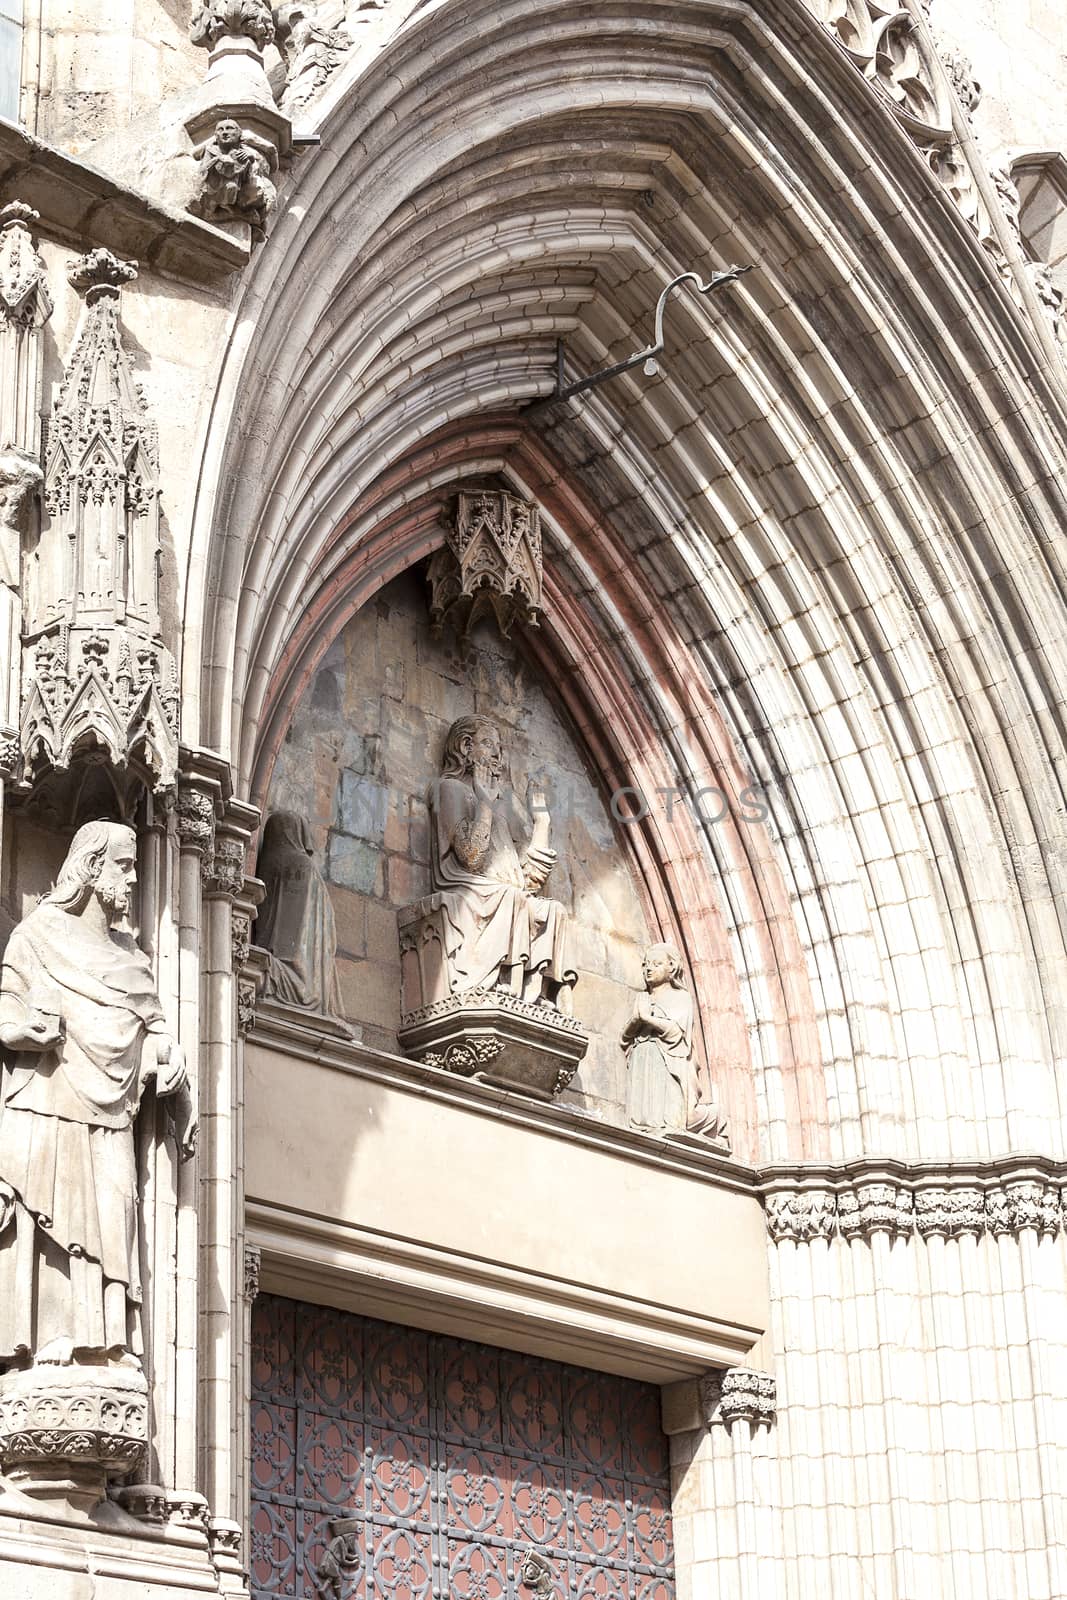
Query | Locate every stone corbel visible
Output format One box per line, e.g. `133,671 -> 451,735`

186,0 -> 292,246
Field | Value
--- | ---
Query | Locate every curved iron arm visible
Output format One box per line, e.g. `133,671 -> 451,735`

523,263 -> 752,414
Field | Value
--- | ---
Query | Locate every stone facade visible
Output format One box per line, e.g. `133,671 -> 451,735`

0,0 -> 1064,1597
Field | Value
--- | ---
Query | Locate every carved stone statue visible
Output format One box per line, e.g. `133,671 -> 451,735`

623,942 -> 728,1143
0,821 -> 195,1373
275,1 -> 354,111
256,811 -> 344,1017
428,715 -> 574,1006
190,118 -> 278,235
623,943 -> 693,1134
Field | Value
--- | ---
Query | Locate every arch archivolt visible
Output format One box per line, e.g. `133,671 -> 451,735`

187,0 -> 1067,1163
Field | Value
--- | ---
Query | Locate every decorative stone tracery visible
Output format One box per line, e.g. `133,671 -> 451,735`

20,249 -> 179,795
427,489 -> 544,638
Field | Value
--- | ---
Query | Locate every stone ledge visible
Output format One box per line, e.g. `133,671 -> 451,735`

252,999 -> 748,1191
0,1504 -> 218,1596
0,119 -> 248,282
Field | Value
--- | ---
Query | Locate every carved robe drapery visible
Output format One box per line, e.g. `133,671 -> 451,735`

257,811 -> 343,1014
0,904 -> 165,1364
429,776 -> 571,995
624,982 -> 694,1134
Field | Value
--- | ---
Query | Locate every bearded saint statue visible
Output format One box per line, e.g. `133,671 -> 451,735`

0,821 -> 195,1372
428,715 -> 575,1007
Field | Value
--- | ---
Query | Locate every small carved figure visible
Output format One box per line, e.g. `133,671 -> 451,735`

256,810 -> 345,1016
275,1 -> 355,111
190,118 -> 278,235
428,715 -> 575,1006
0,821 -> 195,1371
622,943 -> 694,1134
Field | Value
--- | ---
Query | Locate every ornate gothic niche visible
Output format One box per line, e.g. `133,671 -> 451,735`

262,568 -> 655,1123
426,486 -> 544,641
17,248 -> 180,818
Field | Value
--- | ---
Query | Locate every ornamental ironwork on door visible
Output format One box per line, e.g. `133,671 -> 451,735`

250,1294 -> 676,1600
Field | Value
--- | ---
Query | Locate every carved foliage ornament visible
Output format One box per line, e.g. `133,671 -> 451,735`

21,250 -> 179,793
190,0 -> 275,51
766,1178 -> 1066,1242
427,490 -> 543,638
700,1367 -> 777,1428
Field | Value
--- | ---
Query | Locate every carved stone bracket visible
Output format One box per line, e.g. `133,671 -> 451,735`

20,248 -> 179,796
0,1362 -> 149,1512
209,1515 -> 244,1576
186,0 -> 290,248
398,988 -> 589,1100
700,1367 -> 777,1429
427,489 -> 544,639
764,1169 -> 1067,1243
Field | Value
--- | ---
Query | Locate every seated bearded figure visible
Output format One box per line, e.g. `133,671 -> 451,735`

427,716 -> 575,1009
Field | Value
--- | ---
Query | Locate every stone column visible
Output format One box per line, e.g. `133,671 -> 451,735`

663,1366 -> 781,1600
180,753 -> 261,1546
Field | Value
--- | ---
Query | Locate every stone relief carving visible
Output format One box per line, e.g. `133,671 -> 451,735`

190,119 -> 279,237
20,249 -> 180,796
622,942 -> 728,1144
427,490 -> 544,639
256,810 -> 346,1017
397,715 -> 588,1096
764,1173 -> 1067,1242
275,1 -> 353,111
0,821 -> 196,1505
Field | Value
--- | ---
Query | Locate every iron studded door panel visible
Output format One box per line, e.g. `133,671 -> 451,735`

250,1294 -> 675,1600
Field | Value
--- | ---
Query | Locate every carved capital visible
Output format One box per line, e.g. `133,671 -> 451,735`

176,784 -> 217,855
700,1367 -> 777,1429
986,1180 -> 1062,1238
914,1185 -> 986,1238
0,728 -> 20,779
232,908 -> 253,968
204,833 -> 246,897
837,1182 -> 914,1241
765,1190 -> 835,1242
237,973 -> 259,1036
